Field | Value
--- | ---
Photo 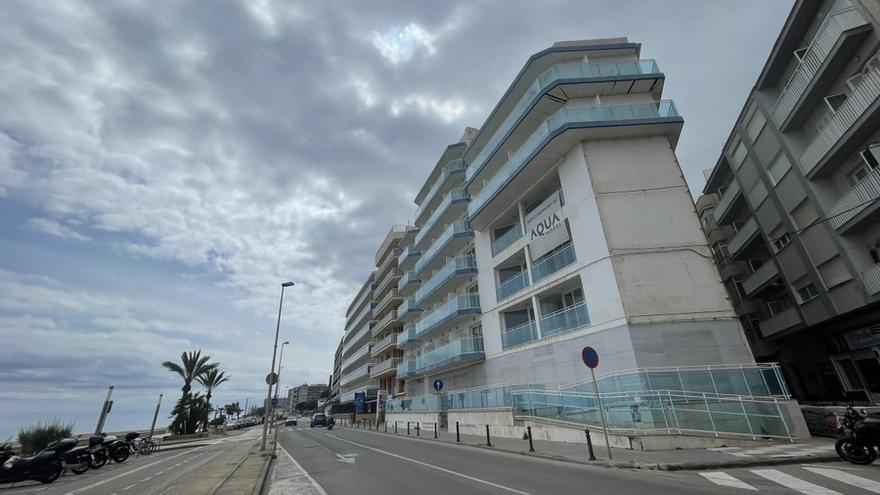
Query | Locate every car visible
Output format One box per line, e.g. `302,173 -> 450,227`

285,419 -> 297,427
310,413 -> 326,427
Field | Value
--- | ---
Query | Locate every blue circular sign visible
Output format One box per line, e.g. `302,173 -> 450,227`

271,397 -> 279,407
581,346 -> 599,369
433,379 -> 444,391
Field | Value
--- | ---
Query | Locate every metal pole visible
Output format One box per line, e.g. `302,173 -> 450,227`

591,368 -> 612,460
95,386 -> 114,434
485,424 -> 492,447
585,429 -> 596,461
527,426 -> 535,452
273,343 -> 288,428
407,422 -> 410,435
261,283 -> 292,452
148,393 -> 163,438
416,422 -> 420,436
395,421 -> 398,433
434,422 -> 437,439
456,421 -> 460,442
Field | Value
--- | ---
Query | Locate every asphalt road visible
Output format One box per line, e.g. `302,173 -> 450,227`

270,426 -> 880,495
0,427 -> 261,495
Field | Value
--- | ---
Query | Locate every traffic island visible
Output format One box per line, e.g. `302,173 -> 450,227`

158,439 -> 273,495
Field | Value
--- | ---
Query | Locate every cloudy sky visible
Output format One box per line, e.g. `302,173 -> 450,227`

0,0 -> 792,438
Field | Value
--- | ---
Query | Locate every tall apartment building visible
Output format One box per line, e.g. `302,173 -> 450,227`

329,339 -> 342,403
699,0 -> 880,403
369,226 -> 410,400
288,383 -> 329,406
337,273 -> 376,409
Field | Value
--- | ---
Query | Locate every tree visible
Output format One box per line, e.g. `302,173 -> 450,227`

163,350 -> 218,434
197,369 -> 230,431
170,392 -> 209,434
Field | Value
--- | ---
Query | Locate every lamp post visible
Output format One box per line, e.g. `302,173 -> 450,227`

261,281 -> 294,452
271,341 -> 290,429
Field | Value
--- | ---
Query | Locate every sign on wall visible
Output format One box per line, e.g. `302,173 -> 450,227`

355,392 -> 365,413
525,191 -> 569,259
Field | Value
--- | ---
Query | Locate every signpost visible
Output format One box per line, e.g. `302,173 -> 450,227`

433,379 -> 444,392
581,346 -> 611,460
271,397 -> 278,408
265,372 -> 278,386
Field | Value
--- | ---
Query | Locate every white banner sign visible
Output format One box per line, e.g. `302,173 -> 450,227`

525,191 -> 569,259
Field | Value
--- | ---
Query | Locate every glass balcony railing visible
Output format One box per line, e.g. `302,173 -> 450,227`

496,269 -> 530,301
396,326 -> 419,347
341,343 -> 372,371
371,357 -> 401,377
530,243 -> 576,283
491,225 -> 523,257
398,271 -> 420,292
340,364 -> 371,387
415,256 -> 477,306
539,302 -> 590,338
416,337 -> 485,373
398,245 -> 421,267
397,297 -> 421,320
415,187 -> 469,247
414,221 -> 474,275
469,101 -> 679,218
415,159 -> 467,222
414,295 -> 481,339
342,321 -> 373,355
468,59 -> 661,182
396,359 -> 417,378
501,320 -> 538,349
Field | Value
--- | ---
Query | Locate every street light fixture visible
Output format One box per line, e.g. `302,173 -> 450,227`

261,281 -> 294,452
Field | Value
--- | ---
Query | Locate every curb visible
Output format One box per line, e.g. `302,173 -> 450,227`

251,445 -> 274,495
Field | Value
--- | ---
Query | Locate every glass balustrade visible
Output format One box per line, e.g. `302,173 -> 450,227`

398,245 -> 420,267
495,269 -> 530,301
501,320 -> 538,349
397,297 -> 421,319
395,326 -> 418,347
539,303 -> 590,338
414,295 -> 480,338
414,221 -> 474,275
530,244 -> 576,283
415,256 -> 477,306
340,364 -> 371,387
415,337 -> 485,373
415,188 -> 469,247
398,271 -> 420,292
415,159 -> 467,222
491,225 -> 523,256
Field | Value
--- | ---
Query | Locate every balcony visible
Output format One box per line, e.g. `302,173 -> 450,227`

728,217 -> 760,259
376,248 -> 400,277
397,297 -> 422,322
742,261 -> 781,296
492,224 -> 523,257
371,332 -> 398,356
372,309 -> 399,336
397,359 -> 417,379
468,100 -> 682,229
531,243 -> 577,284
397,270 -> 421,297
715,181 -> 742,224
374,288 -> 402,315
414,221 -> 475,277
502,320 -> 538,349
467,59 -> 664,184
349,301 -> 375,331
375,269 -> 402,296
800,53 -> 880,177
398,245 -> 421,272
863,263 -> 880,296
496,269 -> 530,302
829,165 -> 880,232
339,364 -> 372,387
415,256 -> 478,308
761,307 -> 802,338
343,321 -> 373,355
770,5 -> 871,130
415,188 -> 469,249
396,326 -> 419,349
415,159 -> 467,225
414,295 -> 481,340
370,358 -> 401,379
539,302 -> 590,338
341,343 -> 372,372
415,337 -> 485,375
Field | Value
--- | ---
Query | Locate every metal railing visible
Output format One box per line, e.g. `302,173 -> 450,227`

496,269 -> 530,301
372,309 -> 398,335
531,243 -> 577,283
415,187 -> 469,247
375,269 -> 402,295
371,332 -> 397,356
829,164 -> 880,230
415,256 -> 477,307
376,248 -> 400,276
414,294 -> 481,339
492,224 -> 523,256
341,343 -> 372,371
343,321 -> 373,354
398,270 -> 421,293
415,337 -> 485,374
414,220 -> 474,275
727,217 -> 758,256
371,357 -> 401,377
374,288 -> 401,315
415,159 -> 466,223
863,263 -> 880,295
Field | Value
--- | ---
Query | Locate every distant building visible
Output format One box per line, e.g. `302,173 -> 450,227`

287,383 -> 329,410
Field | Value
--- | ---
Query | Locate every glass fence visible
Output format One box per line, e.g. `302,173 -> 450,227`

501,320 -> 538,349
496,269 -> 530,301
491,225 -> 523,256
531,243 -> 577,283
539,302 -> 590,338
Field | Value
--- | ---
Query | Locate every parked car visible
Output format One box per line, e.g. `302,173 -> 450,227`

285,418 -> 297,427
310,413 -> 326,428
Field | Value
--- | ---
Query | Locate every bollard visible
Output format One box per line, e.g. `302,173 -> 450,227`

485,424 -> 492,447
416,422 -> 420,437
395,421 -> 398,434
455,421 -> 460,442
369,420 -> 373,430
585,429 -> 596,461
384,421 -> 387,433
434,422 -> 437,439
527,426 -> 535,452
407,422 -> 410,435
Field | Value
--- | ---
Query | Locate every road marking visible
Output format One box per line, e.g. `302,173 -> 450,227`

140,476 -> 152,482
327,434 -> 532,495
270,444 -> 329,495
122,484 -> 137,490
67,447 -> 201,494
752,469 -> 842,495
803,466 -> 880,493
699,472 -> 757,490
335,453 -> 358,464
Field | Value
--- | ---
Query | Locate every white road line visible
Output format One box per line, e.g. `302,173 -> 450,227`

327,434 -> 532,495
699,472 -> 757,490
140,476 -> 152,482
122,484 -> 137,490
67,448 -> 201,494
752,469 -> 842,495
270,445 -> 329,495
803,466 -> 880,493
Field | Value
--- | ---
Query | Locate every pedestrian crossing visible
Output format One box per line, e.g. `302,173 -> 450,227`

699,465 -> 880,493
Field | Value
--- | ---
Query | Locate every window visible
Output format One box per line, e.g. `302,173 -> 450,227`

562,288 -> 584,307
772,233 -> 791,252
766,152 -> 792,185
796,283 -> 819,304
834,357 -> 864,392
767,300 -> 787,316
747,259 -> 764,272
824,93 -> 848,112
745,108 -> 767,142
731,140 -> 748,168
793,47 -> 808,62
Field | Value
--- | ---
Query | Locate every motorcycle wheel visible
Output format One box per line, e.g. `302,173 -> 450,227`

89,451 -> 107,469
71,463 -> 90,475
36,460 -> 63,484
112,447 -> 129,463
835,438 -> 877,465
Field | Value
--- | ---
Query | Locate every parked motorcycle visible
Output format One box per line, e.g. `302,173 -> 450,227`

87,435 -> 108,469
0,438 -> 72,485
836,403 -> 880,464
102,435 -> 130,463
44,439 -> 90,475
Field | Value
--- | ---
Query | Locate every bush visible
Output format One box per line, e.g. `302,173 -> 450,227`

18,419 -> 74,455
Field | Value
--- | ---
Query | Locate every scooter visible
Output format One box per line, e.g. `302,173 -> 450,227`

86,435 -> 108,469
0,438 -> 72,485
44,439 -> 90,475
102,435 -> 130,463
836,403 -> 880,464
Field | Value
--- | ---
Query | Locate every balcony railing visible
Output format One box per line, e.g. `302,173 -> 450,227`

372,309 -> 398,335
715,181 -> 741,222
340,364 -> 371,387
801,53 -> 880,176
502,320 -> 538,349
743,261 -> 780,295
341,343 -> 372,372
415,256 -> 477,307
728,217 -> 759,257
531,243 -> 577,284
343,321 -> 373,354
415,187 -> 469,247
771,6 -> 869,127
496,269 -> 530,302
761,307 -> 802,338
469,101 -> 680,218
415,159 -> 466,223
376,248 -> 400,276
371,358 -> 401,378
396,326 -> 419,348
374,288 -> 401,315
397,270 -> 421,294
492,224 -> 523,257
398,245 -> 421,269
375,269 -> 402,295
416,337 -> 485,374
414,295 -> 481,339
540,303 -> 590,338
829,165 -> 880,230
371,332 -> 397,356
398,297 -> 421,320
467,59 -> 662,182
414,220 -> 474,275
397,359 -> 417,379
349,301 -> 375,330
863,263 -> 880,295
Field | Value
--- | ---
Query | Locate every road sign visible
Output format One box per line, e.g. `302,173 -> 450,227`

271,397 -> 278,407
433,379 -> 444,391
581,346 -> 599,369
355,392 -> 365,413
265,372 -> 278,385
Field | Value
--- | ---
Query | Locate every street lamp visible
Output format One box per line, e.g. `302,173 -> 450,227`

261,281 -> 294,452
273,341 -> 290,425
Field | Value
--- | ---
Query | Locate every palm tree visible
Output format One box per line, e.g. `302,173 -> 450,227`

163,350 -> 218,434
197,368 -> 230,431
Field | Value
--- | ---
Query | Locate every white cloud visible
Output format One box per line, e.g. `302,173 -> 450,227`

27,217 -> 91,241
390,94 -> 469,124
371,23 -> 436,65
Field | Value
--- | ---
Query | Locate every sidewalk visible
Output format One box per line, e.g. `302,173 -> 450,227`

338,422 -> 839,471
159,436 -> 273,495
